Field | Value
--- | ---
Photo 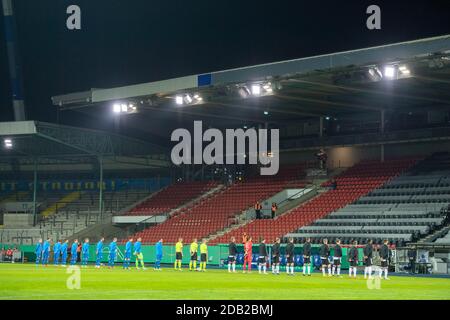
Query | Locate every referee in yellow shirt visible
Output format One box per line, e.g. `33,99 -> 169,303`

199,239 -> 208,272
189,238 -> 198,271
174,238 -> 183,271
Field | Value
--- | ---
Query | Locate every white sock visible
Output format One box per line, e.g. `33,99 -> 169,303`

353,267 -> 357,277
291,266 -> 295,274
384,268 -> 388,279
232,263 -> 235,272
364,267 -> 367,277
323,267 -> 326,276
286,266 -> 290,274
308,265 -> 311,275
332,266 -> 335,275
263,265 -> 266,273
368,267 -> 372,277
258,265 -> 262,273
328,266 -> 331,275
337,267 -> 341,276
228,264 -> 231,272
379,268 -> 383,278
349,267 -> 353,276
303,266 -> 306,275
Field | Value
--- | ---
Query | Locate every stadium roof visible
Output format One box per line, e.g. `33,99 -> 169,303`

51,35 -> 450,139
0,121 -> 169,167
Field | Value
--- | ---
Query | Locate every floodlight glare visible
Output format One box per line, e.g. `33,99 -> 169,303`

263,111 -> 269,115
113,104 -> 121,113
175,96 -> 183,105
4,138 -> 12,149
251,84 -> 261,95
384,66 -> 396,78
399,65 -> 411,75
185,94 -> 193,104
121,104 -> 128,112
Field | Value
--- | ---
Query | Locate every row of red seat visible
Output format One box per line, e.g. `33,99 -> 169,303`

127,164 -> 307,243
211,159 -> 418,244
126,181 -> 218,216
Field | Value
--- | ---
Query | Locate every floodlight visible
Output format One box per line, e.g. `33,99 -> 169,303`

175,96 -> 183,105
184,94 -> 193,104
121,104 -> 128,112
251,84 -> 261,95
263,111 -> 269,115
113,104 -> 121,113
399,65 -> 411,75
384,66 -> 396,79
4,138 -> 12,149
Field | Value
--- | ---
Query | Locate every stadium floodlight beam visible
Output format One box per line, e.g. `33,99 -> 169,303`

399,65 -> 411,75
4,138 -> 13,149
263,111 -> 269,115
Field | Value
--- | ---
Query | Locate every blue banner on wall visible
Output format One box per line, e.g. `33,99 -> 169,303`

0,178 -> 171,192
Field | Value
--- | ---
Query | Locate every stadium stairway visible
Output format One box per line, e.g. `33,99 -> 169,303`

211,158 -> 418,244
40,191 -> 81,218
128,164 -> 307,243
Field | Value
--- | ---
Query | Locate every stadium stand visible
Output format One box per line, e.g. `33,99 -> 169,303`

288,154 -> 450,246
126,181 -> 219,216
211,158 -> 418,245
129,165 -> 307,243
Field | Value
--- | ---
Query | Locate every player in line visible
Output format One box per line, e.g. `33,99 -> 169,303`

285,237 -> 295,275
42,238 -> 51,266
379,239 -> 390,280
271,237 -> 281,275
228,237 -> 237,273
35,238 -> 43,266
348,240 -> 358,278
242,236 -> 253,273
320,238 -> 331,277
95,237 -> 104,268
70,239 -> 78,266
154,239 -> 163,271
258,238 -> 268,274
81,238 -> 89,267
363,239 -> 374,279
123,237 -> 133,270
302,237 -> 312,276
199,239 -> 208,272
134,237 -> 146,270
108,238 -> 118,268
332,239 -> 342,277
53,240 -> 61,266
189,238 -> 198,271
174,238 -> 183,271
60,240 -> 69,267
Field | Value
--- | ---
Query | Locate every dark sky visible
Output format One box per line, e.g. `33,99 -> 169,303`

1,0 -> 450,126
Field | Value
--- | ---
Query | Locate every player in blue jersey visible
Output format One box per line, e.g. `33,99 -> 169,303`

123,237 -> 133,270
108,238 -> 118,268
53,240 -> 61,266
154,239 -> 163,271
35,238 -> 43,266
134,237 -> 146,270
95,237 -> 104,268
81,238 -> 90,267
60,240 -> 69,266
70,239 -> 79,265
42,238 -> 51,266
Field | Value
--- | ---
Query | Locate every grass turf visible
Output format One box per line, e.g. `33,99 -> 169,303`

0,264 -> 449,300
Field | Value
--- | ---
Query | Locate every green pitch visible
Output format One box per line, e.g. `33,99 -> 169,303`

0,264 -> 449,300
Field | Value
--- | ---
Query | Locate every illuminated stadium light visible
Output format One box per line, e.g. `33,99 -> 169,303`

193,94 -> 203,102
184,94 -> 193,104
368,67 -> 383,81
383,66 -> 396,79
251,84 -> 261,95
113,103 -> 121,113
121,104 -> 128,112
263,111 -> 269,115
4,138 -> 13,149
325,116 -> 330,120
399,65 -> 411,75
175,96 -> 183,105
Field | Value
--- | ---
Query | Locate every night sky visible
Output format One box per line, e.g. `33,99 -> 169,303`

1,0 -> 450,127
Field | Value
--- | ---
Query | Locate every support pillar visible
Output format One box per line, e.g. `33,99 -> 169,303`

319,117 -> 324,138
98,156 -> 103,220
32,158 -> 38,226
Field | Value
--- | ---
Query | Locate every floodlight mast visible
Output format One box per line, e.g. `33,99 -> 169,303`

2,0 -> 26,121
